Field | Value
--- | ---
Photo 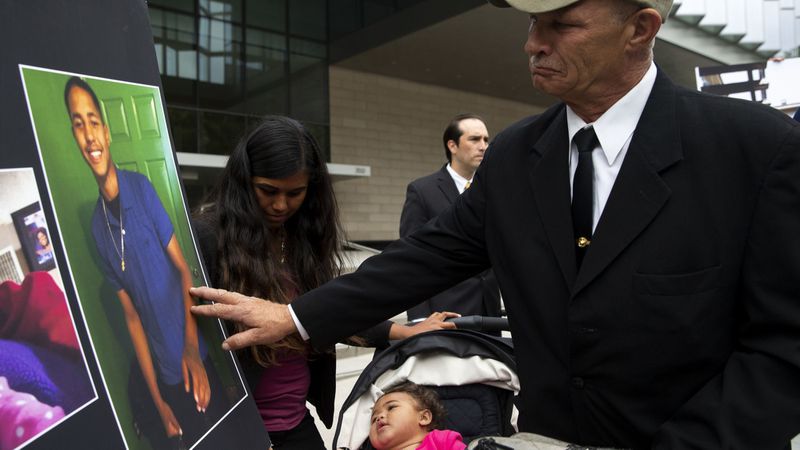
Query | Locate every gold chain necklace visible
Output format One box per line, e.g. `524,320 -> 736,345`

101,197 -> 125,272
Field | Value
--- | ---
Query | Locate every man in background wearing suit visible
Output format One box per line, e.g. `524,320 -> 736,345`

192,0 -> 800,446
400,114 -> 501,322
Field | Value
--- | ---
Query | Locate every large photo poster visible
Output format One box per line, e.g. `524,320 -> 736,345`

19,66 -> 248,450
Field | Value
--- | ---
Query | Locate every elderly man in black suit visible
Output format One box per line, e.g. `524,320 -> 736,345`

192,0 -> 800,446
400,113 -> 501,322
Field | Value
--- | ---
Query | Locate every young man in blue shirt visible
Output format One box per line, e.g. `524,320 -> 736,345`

65,76 -> 222,447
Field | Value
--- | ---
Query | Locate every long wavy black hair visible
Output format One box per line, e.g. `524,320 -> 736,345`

199,116 -> 344,365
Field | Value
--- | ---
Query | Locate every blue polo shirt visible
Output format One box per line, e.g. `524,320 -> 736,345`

91,169 -> 206,386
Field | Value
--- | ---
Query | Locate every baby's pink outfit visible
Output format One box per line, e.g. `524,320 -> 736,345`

416,429 -> 466,450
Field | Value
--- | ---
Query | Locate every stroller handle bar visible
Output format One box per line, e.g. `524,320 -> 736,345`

445,315 -> 510,332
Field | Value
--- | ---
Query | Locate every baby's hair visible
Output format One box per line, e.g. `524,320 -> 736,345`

382,382 -> 447,430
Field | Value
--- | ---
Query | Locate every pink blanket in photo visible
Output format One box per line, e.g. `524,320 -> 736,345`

0,376 -> 64,450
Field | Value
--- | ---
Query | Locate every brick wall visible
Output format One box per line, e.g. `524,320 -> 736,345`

329,66 -> 549,241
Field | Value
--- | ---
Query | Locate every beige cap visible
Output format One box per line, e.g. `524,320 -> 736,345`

488,0 -> 673,22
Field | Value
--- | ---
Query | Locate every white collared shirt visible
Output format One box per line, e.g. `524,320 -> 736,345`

566,62 -> 657,232
446,163 -> 472,194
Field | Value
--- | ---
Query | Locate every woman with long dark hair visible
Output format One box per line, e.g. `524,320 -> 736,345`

194,116 -> 456,449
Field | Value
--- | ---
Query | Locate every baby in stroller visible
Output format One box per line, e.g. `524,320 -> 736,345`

334,328 -> 519,450
369,382 -> 465,450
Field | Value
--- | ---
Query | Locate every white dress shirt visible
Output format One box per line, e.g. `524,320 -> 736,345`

446,163 -> 472,194
566,62 -> 657,232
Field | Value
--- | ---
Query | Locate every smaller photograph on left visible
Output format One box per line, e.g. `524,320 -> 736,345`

0,167 -> 96,450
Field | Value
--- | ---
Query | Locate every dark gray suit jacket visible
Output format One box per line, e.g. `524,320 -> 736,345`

294,70 -> 800,448
399,165 -> 501,320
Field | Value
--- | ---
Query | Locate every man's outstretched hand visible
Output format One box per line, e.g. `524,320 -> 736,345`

189,287 -> 297,350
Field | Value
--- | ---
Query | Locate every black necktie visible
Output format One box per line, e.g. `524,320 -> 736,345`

572,126 -> 599,268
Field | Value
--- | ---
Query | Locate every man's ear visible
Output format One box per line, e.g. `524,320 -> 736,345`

104,123 -> 111,144
418,409 -> 433,428
447,139 -> 459,155
628,8 -> 661,49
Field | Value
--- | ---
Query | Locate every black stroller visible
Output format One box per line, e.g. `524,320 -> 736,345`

332,317 -> 518,450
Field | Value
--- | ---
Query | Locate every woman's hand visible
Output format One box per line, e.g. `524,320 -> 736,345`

389,311 -> 460,340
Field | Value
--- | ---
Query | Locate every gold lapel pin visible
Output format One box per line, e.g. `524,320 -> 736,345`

577,237 -> 591,248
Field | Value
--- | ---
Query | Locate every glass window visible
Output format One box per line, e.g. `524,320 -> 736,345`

167,107 -> 198,153
150,9 -> 164,39
289,0 -> 326,40
198,19 -> 243,109
151,7 -> 197,105
182,178 -> 212,210
243,83 -> 289,117
245,28 -> 288,115
197,110 -> 248,154
148,0 -> 195,13
303,122 -> 330,162
150,8 -> 196,46
199,0 -> 243,23
198,19 -> 242,84
289,38 -> 325,73
149,0 -> 330,159
245,0 -> 286,31
289,37 -> 327,123
150,8 -> 197,80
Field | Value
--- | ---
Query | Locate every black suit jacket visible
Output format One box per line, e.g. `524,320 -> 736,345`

293,70 -> 800,448
399,165 -> 501,320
